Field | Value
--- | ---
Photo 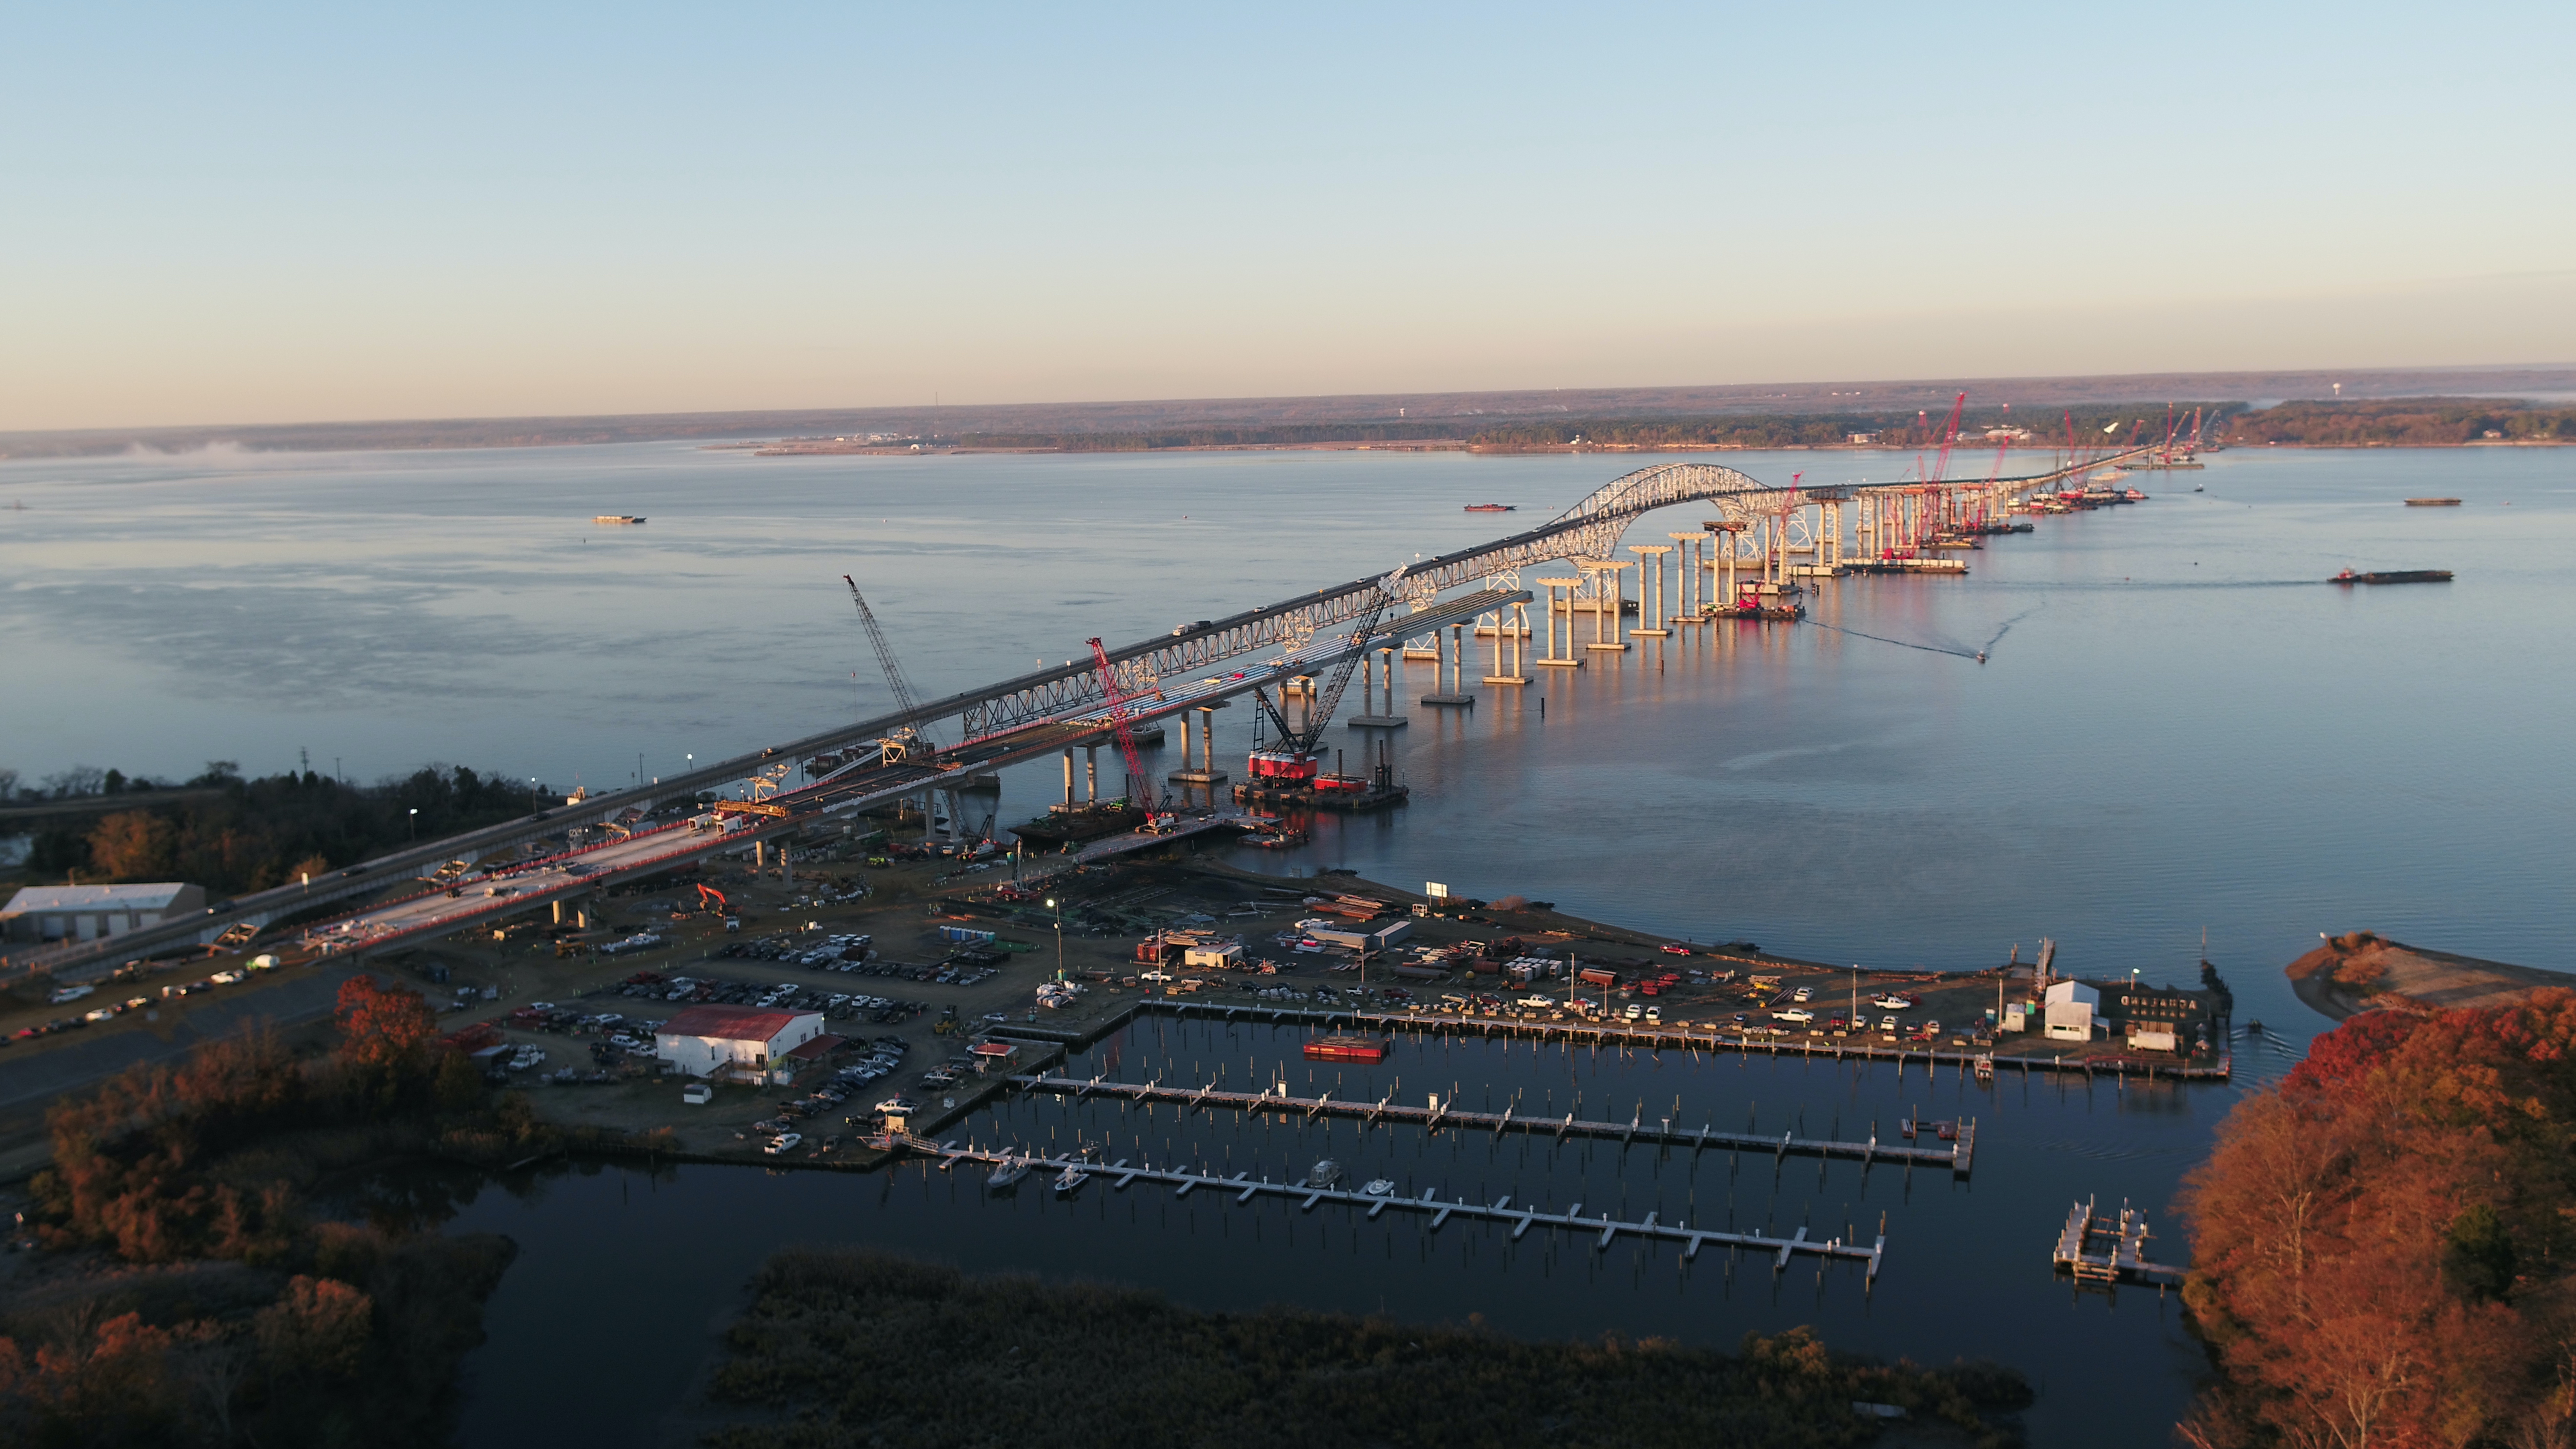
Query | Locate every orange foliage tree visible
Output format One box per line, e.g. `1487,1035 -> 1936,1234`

2179,992 -> 2576,1448
334,974 -> 438,1075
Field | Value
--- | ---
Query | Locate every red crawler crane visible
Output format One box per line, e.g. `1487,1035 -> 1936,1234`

1086,637 -> 1165,826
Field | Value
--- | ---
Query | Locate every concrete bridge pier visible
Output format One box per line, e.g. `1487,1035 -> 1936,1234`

1533,580 -> 1582,666
1170,704 -> 1228,783
1482,606 -> 1529,684
1579,560 -> 1630,651
1424,623 -> 1474,705
1630,544 -> 1672,636
1350,647 -> 1409,727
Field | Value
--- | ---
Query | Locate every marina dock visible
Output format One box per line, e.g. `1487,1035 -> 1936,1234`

886,1135 -> 1887,1281
2052,1196 -> 2182,1286
1122,998 -> 2229,1084
1013,1072 -> 1972,1175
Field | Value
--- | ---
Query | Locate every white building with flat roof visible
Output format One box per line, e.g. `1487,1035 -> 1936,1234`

1,882 -> 206,945
2042,979 -> 2100,1042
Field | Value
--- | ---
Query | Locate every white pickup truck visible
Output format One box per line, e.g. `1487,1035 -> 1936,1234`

1772,1008 -> 1816,1024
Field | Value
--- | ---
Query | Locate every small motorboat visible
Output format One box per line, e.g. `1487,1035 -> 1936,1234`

986,1155 -> 1029,1192
1361,1178 -> 1396,1197
1052,1163 -> 1090,1196
1307,1159 -> 1344,1189
2242,1019 -> 2264,1035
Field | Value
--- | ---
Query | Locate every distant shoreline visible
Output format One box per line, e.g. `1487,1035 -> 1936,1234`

736,437 -> 2573,459
8,363 -> 2571,460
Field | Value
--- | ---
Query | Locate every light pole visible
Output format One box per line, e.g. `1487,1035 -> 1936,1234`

1046,897 -> 1063,979
408,807 -> 418,842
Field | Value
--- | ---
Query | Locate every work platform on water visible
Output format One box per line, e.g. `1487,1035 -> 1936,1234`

884,1134 -> 1887,1281
2053,1196 -> 2182,1287
1011,1072 -> 1971,1174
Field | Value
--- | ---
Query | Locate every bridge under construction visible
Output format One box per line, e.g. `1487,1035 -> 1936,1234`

9,443 -> 2143,984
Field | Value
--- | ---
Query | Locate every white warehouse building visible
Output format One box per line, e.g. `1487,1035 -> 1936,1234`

654,1005 -> 825,1080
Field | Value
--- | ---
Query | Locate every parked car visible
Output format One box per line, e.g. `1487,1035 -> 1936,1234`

1791,987 -> 1813,1004
1878,1015 -> 1899,1032
764,1132 -> 803,1155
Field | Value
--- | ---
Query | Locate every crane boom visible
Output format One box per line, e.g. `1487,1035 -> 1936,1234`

1297,567 -> 1407,752
844,576 -> 926,727
1085,637 -> 1159,818
1925,391 -> 1969,484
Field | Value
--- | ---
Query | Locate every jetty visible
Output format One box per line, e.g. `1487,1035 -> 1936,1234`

2052,1196 -> 2182,1286
1015,1072 -> 1972,1175
884,1134 -> 1886,1281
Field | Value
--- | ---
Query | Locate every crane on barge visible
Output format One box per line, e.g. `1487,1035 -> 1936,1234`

845,575 -> 971,844
1085,636 -> 1169,828
1243,565 -> 1409,789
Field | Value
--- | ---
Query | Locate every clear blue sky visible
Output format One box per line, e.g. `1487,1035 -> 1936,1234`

5,2 -> 2570,429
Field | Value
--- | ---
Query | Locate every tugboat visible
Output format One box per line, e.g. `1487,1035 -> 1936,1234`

1463,503 -> 1518,512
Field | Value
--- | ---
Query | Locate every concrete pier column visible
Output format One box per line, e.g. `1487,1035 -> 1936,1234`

1084,745 -> 1098,802
783,848 -> 794,886
1178,711 -> 1193,772
1450,624 -> 1464,693
1580,561 -> 1629,651
1062,748 -> 1075,807
1514,602 -> 1529,673
1630,545 -> 1672,636
755,839 -> 766,869
1534,579 -> 1582,665
1198,706 -> 1217,772
1379,647 -> 1395,714
552,898 -> 563,926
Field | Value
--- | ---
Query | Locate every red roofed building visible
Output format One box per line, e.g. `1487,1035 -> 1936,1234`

654,1005 -> 825,1079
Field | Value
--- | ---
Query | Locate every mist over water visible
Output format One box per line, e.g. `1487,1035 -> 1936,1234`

9,440 -> 2573,1446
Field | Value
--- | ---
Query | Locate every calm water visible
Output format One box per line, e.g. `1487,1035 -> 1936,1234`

10,439 -> 2574,1444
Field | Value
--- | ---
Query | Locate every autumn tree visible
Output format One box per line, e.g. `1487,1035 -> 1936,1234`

2179,991 -> 2576,1447
85,809 -> 178,879
334,974 -> 438,1078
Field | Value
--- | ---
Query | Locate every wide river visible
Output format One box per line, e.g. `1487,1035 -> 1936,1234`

5,440 -> 2571,1444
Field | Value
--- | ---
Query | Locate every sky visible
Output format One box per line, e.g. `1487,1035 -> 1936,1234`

4,2 -> 2571,431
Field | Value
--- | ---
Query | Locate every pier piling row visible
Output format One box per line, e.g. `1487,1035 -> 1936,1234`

1013,1073 -> 1970,1174
899,1137 -> 1885,1281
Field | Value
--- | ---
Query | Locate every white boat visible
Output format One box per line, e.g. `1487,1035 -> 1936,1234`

1307,1159 -> 1344,1188
1052,1163 -> 1090,1195
1361,1178 -> 1396,1197
987,1156 -> 1029,1191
